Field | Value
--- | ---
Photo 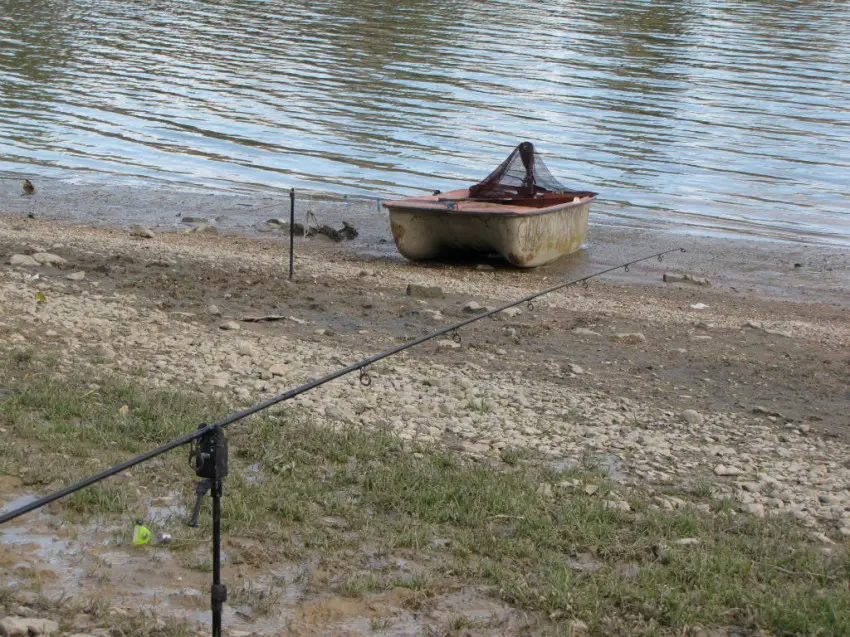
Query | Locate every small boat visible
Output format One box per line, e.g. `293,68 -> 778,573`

383,142 -> 597,268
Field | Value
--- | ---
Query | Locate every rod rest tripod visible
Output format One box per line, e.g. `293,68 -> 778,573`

188,425 -> 229,637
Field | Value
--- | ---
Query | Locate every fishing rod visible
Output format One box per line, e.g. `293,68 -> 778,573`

0,245 -> 684,525
0,246 -> 684,635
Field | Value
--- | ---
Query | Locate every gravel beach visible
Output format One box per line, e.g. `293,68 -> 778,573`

1,213 -> 848,635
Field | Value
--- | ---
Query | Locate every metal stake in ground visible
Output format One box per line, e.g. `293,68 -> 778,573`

289,188 -> 295,281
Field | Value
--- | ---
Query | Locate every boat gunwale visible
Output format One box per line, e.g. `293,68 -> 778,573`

383,194 -> 596,218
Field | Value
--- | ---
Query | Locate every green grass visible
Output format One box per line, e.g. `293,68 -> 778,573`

0,589 -> 196,637
466,398 -> 492,414
1,350 -> 849,636
229,580 -> 284,616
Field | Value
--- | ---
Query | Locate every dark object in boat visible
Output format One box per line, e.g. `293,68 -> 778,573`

468,141 -> 584,200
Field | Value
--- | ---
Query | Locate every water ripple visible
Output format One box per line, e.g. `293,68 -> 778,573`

1,0 -> 849,244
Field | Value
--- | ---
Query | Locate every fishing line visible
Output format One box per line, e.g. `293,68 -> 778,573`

0,247 -> 684,526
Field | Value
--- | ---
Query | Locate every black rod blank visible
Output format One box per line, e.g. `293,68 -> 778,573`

0,248 -> 684,526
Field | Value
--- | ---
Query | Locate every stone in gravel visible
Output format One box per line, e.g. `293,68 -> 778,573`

414,309 -> 444,323
130,224 -> 155,238
536,483 -> 553,498
752,406 -> 783,418
680,409 -> 703,425
714,464 -> 742,476
811,531 -> 834,544
603,500 -> 631,512
616,332 -> 646,344
219,321 -> 240,331
406,283 -> 444,299
268,364 -> 286,377
818,493 -> 839,505
236,342 -> 257,358
207,304 -> 222,316
462,301 -> 486,314
475,264 -> 496,271
839,527 -> 850,538
11,593 -> 39,606
663,272 -> 710,287
326,405 -> 346,420
0,617 -> 59,636
181,216 -> 208,223
436,339 -> 461,350
573,327 -> 601,337
584,483 -> 598,496
498,306 -> 522,319
654,496 -> 675,511
566,620 -> 588,635
565,552 -> 603,572
66,271 -> 86,281
674,538 -> 700,546
207,376 -> 228,389
741,502 -> 765,518
0,617 -> 28,637
192,223 -> 218,234
10,254 -> 41,267
567,363 -> 584,375
32,252 -> 67,266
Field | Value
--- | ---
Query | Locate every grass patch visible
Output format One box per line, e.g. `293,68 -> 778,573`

11,348 -> 33,364
66,483 -> 132,518
1,352 -> 848,635
229,581 -> 284,616
465,398 -> 492,414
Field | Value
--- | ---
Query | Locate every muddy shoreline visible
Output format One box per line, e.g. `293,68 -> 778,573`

3,181 -> 849,308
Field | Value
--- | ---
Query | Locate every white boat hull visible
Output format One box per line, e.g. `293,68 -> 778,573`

384,189 -> 592,268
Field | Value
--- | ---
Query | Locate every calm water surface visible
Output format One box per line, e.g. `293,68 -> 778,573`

1,0 -> 849,245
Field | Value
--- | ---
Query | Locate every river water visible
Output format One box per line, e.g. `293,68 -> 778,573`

1,0 -> 849,245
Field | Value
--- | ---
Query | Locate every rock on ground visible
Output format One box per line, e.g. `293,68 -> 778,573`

615,332 -> 647,344
406,283 -> 444,299
714,464 -> 743,476
9,254 -> 39,267
32,252 -> 66,266
0,616 -> 60,636
498,306 -> 522,319
741,503 -> 766,518
680,409 -> 704,425
129,224 -> 155,238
